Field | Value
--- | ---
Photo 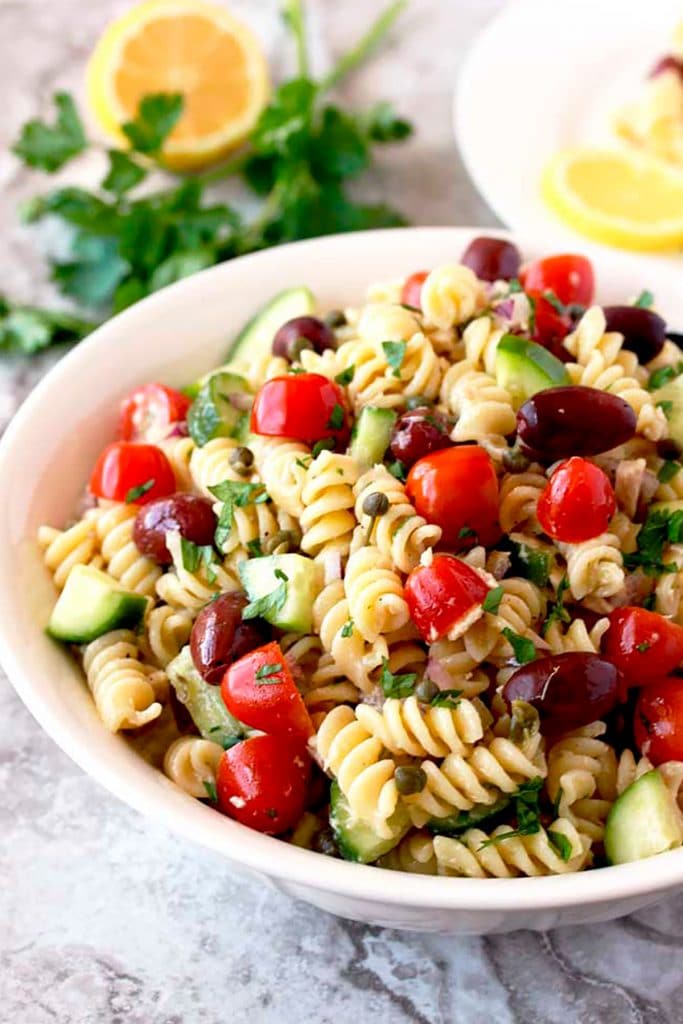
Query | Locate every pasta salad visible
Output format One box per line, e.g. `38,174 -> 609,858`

40,237 -> 683,878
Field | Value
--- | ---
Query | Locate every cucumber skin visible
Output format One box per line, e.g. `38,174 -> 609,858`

330,782 -> 410,863
604,769 -> 683,865
46,565 -> 148,644
227,287 -> 315,364
47,594 -> 147,644
350,407 -> 397,469
652,376 -> 683,449
495,334 -> 570,406
239,554 -> 321,634
167,647 -> 245,746
428,795 -> 512,837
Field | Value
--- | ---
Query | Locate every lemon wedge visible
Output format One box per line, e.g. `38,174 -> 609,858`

541,147 -> 683,251
86,0 -> 269,171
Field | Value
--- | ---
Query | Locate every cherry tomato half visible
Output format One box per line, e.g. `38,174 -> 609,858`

537,457 -> 615,543
405,553 -> 491,643
530,294 -> 572,359
221,641 -> 313,745
406,444 -> 500,548
119,383 -> 191,442
401,271 -> 429,310
604,607 -> 683,689
635,679 -> 683,765
216,734 -> 311,834
522,254 -> 595,307
89,442 -> 176,505
250,374 -> 350,448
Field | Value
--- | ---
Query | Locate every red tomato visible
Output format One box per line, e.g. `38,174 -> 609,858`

537,457 -> 615,543
250,374 -> 350,448
216,734 -> 311,834
531,294 -> 572,357
401,270 -> 429,310
405,553 -> 491,643
221,641 -> 313,745
522,254 -> 595,307
119,383 -> 191,442
634,679 -> 683,765
406,445 -> 500,548
605,607 -> 683,689
89,442 -> 176,505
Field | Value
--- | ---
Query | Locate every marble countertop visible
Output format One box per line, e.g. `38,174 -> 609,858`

2,1 -> 683,1021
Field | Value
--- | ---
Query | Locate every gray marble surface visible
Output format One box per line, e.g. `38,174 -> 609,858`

2,2 -> 683,1021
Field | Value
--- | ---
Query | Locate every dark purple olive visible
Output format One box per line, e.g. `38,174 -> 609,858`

503,653 -> 620,730
461,236 -> 521,282
602,306 -> 667,363
649,55 -> 683,81
517,386 -> 637,461
272,316 -> 335,362
190,592 -> 271,684
134,494 -> 217,564
389,407 -> 453,467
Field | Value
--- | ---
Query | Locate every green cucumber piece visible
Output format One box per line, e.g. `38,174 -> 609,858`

495,334 -> 570,408
330,781 -> 410,863
47,565 -> 148,644
167,646 -> 246,747
350,407 -> 397,468
427,794 -> 512,836
652,375 -> 683,448
239,553 -> 321,633
187,371 -> 251,447
228,286 -> 315,368
604,769 -> 683,865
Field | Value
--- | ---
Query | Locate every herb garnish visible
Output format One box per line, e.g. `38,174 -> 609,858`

203,781 -> 218,803
180,538 -> 217,582
341,619 -> 354,638
246,538 -> 264,558
209,480 -> 269,548
657,400 -> 673,418
634,289 -> 654,309
382,339 -> 407,378
379,658 -> 417,699
482,585 -> 504,615
312,437 -> 336,458
509,539 -> 550,587
430,688 -> 463,709
479,778 -> 543,848
547,830 -> 573,862
658,460 -> 681,484
636,641 -> 651,654
624,508 -> 683,576
125,478 -> 155,503
335,365 -> 355,386
542,575 -> 571,635
458,525 -> 477,541
386,459 -> 407,482
326,403 -> 345,430
241,567 -> 289,620
502,627 -> 536,665
648,364 -> 683,391
255,662 -> 283,682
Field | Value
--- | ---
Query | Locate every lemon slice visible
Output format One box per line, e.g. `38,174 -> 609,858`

87,0 -> 269,171
541,147 -> 683,252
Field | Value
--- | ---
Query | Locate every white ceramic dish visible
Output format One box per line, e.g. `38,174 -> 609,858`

2,226 -> 683,935
455,0 -> 683,283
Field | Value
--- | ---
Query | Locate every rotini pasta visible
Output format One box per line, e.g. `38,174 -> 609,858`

163,735 -> 224,798
38,518 -> 102,590
355,694 -> 484,759
433,818 -> 589,877
82,629 -> 167,732
300,451 -> 359,559
420,264 -> 485,328
353,466 -> 441,573
343,541 -> 409,642
88,501 -> 162,597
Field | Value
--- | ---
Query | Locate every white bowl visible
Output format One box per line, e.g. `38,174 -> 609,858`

2,227 -> 682,935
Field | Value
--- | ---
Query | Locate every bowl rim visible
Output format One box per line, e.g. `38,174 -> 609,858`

2,225 -> 683,912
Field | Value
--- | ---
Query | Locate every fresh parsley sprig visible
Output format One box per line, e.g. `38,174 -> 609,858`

379,658 -> 417,699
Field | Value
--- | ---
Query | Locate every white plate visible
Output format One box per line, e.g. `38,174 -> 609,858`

455,0 -> 683,300
2,227 -> 683,934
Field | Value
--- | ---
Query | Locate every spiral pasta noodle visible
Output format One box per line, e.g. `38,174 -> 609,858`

160,435 -> 196,492
312,580 -> 385,693
331,331 -> 442,413
544,616 -> 610,655
82,629 -> 167,732
189,437 -> 244,497
420,264 -> 485,328
440,362 -> 516,449
300,451 -> 359,559
88,502 -> 162,597
433,818 -> 589,878
38,518 -> 102,590
356,302 -> 421,345
250,436 -> 311,518
343,542 -> 410,642
546,722 -> 618,843
144,605 -> 194,668
559,534 -> 625,601
462,315 -> 504,375
353,466 -> 442,574
355,694 -> 485,759
155,531 -> 239,611
498,470 -> 546,534
163,736 -> 224,798
378,831 -> 438,874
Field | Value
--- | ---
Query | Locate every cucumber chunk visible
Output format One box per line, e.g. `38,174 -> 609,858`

188,371 -> 251,447
652,375 -> 683,448
350,407 -> 397,468
239,553 -> 322,634
167,646 -> 246,747
427,795 -> 511,836
228,286 -> 315,368
495,334 -> 570,408
604,769 -> 683,865
47,565 -> 148,644
330,781 -> 410,863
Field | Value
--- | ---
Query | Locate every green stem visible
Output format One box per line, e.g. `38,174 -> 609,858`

319,0 -> 407,92
283,0 -> 310,79
191,148 -> 252,185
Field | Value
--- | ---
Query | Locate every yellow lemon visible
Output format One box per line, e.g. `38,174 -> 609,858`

541,147 -> 683,252
87,0 -> 269,171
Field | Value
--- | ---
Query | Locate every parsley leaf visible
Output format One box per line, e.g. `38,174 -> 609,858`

547,830 -> 573,862
326,403 -> 345,430
479,778 -> 544,848
657,399 -> 673,418
209,480 -> 269,549
255,662 -> 283,682
246,538 -> 264,558
382,339 -> 407,378
122,93 -> 184,155
203,781 -> 218,803
648,365 -> 680,391
509,540 -> 550,587
624,508 -> 683,576
102,150 -> 147,196
364,100 -> 413,142
341,619 -> 354,638
312,437 -> 336,458
482,585 -> 504,615
430,688 -> 462,709
386,459 -> 407,482
0,297 -> 94,354
241,567 -> 289,620
335,365 -> 355,386
634,289 -> 654,309
12,92 -> 86,171
658,460 -> 681,484
502,627 -> 536,665
125,478 -> 155,503
458,526 -> 477,541
180,538 -> 217,582
542,575 -> 571,635
542,289 -> 565,315
379,658 -> 417,699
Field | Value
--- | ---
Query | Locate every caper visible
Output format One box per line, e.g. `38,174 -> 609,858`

289,336 -> 314,362
229,446 -> 254,476
415,677 -> 439,704
263,529 -> 294,555
313,827 -> 340,858
324,309 -> 347,329
362,491 -> 389,517
394,765 -> 427,796
502,445 -> 531,473
406,394 -> 433,411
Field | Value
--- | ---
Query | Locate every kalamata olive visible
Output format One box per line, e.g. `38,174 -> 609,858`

649,55 -> 683,81
272,316 -> 335,361
602,306 -> 666,363
133,493 -> 217,564
190,592 -> 270,684
517,386 -> 637,461
389,407 -> 453,467
503,653 -> 620,730
461,236 -> 521,282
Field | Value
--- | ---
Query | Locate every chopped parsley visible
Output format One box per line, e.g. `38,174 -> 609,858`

502,627 -> 536,665
482,585 -> 504,615
246,538 -> 264,558
542,575 -> 571,635
288,365 -> 307,375
295,455 -> 312,469
326,403 -> 345,430
386,459 -> 407,482
511,541 -> 550,588
657,399 -> 673,418
125,478 -> 155,503
430,688 -> 462,709
547,830 -> 573,862
636,641 -> 651,654
180,538 -> 217,582
255,661 -> 283,682
624,508 -> 683,576
379,658 -> 417,699
209,479 -> 269,549
648,364 -> 683,391
341,619 -> 354,638
382,339 -> 407,378
241,568 -> 288,621
658,460 -> 681,484
458,525 -> 477,541
335,365 -> 355,386
400,303 -> 421,313
542,289 -> 565,315
634,289 -> 654,309
479,778 -> 543,848
552,786 -> 564,819
312,437 -> 336,458
203,780 -> 218,803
